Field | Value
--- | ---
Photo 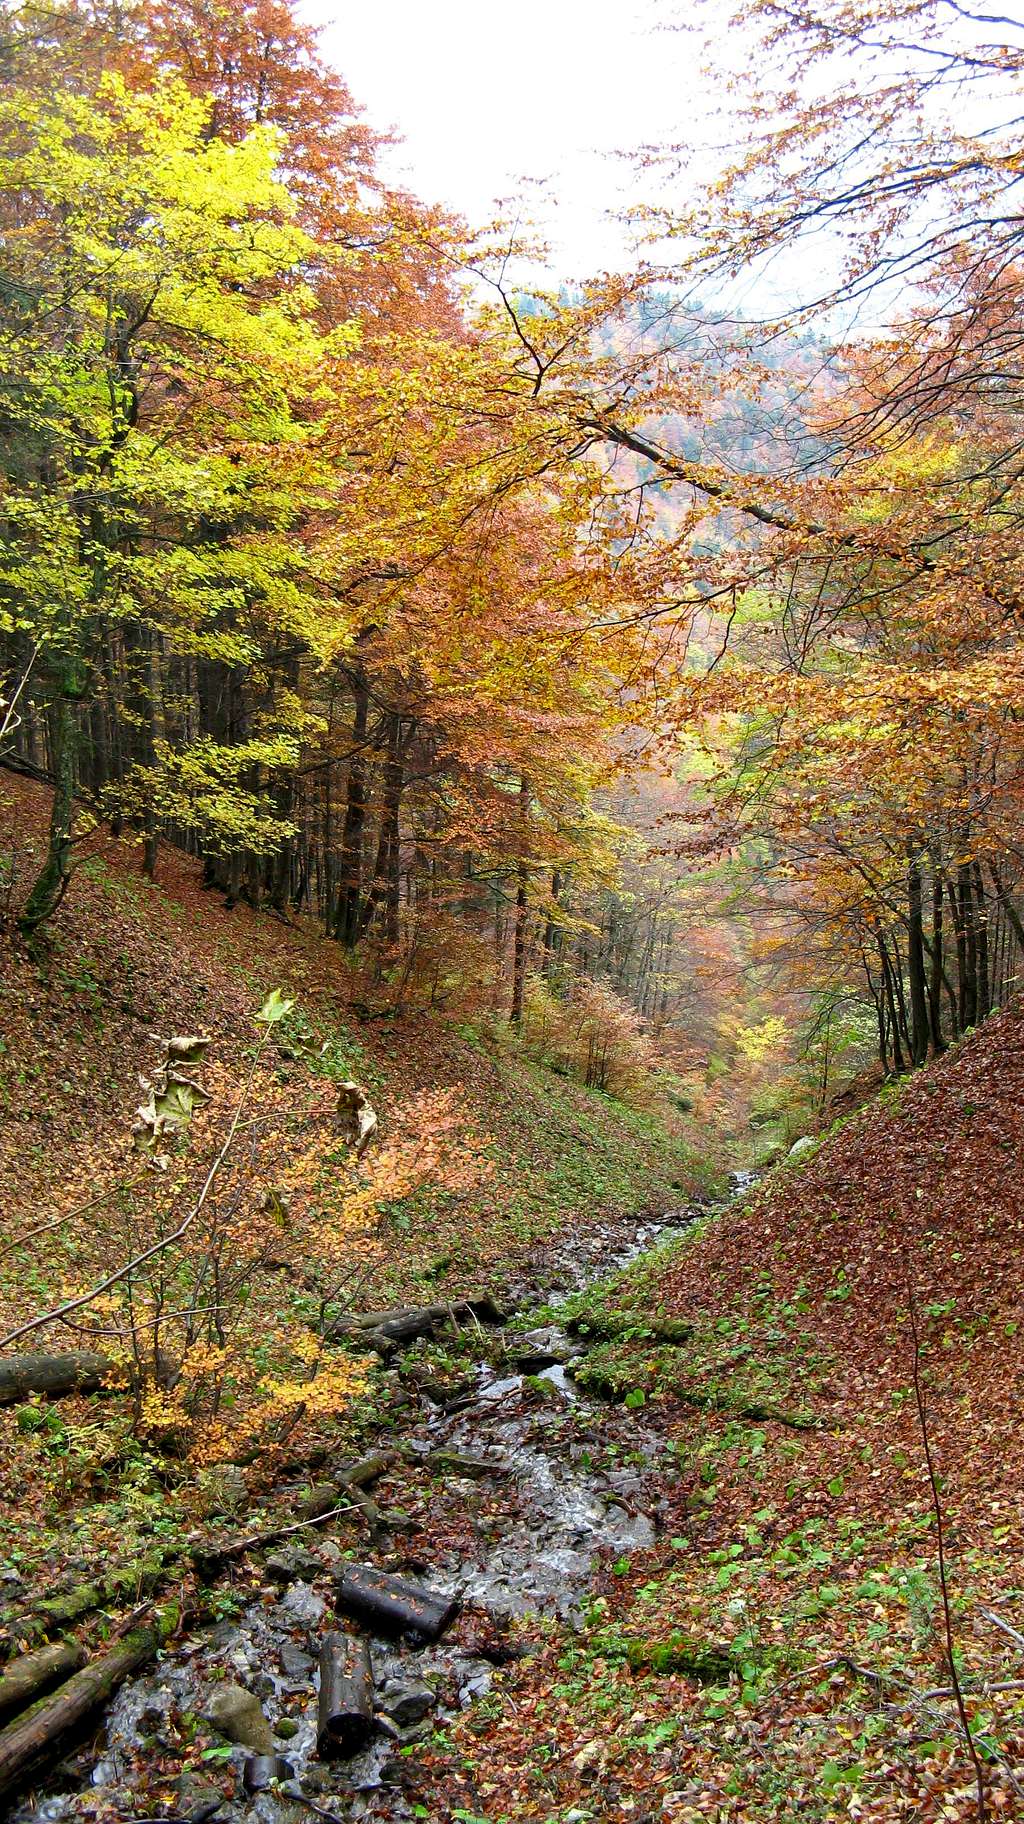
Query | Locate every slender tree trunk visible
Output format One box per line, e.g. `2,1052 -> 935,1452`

510,777 -> 530,1029
973,862 -> 991,1021
879,938 -> 906,1074
334,670 -> 369,947
927,861 -> 945,1052
542,869 -> 561,976
958,863 -> 978,1028
906,850 -> 930,1064
19,662 -> 83,935
357,713 -> 404,945
142,628 -> 165,881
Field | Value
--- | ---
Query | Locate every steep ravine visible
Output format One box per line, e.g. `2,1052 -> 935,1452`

18,1185 -> 749,1824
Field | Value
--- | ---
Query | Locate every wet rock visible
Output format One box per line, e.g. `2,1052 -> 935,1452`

381,1677 -> 436,1727
512,1326 -> 579,1372
203,1681 -> 275,1752
277,1581 -> 326,1628
279,1640 -> 313,1679
425,1449 -> 503,1480
265,1544 -> 323,1583
301,1767 -> 337,1794
788,1135 -> 817,1160
203,1463 -> 248,1514
275,1715 -> 300,1740
457,1668 -> 492,1704
173,1770 -> 228,1817
207,1620 -> 245,1651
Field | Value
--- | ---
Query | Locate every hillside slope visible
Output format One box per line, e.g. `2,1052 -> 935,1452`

0,775 -> 709,1561
433,1006 -> 1024,1822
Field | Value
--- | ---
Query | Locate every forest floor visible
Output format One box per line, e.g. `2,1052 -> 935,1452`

427,1003 -> 1024,1824
2,775 -> 1023,1824
0,773 -> 710,1610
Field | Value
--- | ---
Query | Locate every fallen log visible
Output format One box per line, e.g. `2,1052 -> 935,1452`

24,1547 -> 179,1635
333,1564 -> 459,1643
0,1643 -> 86,1717
337,1482 -> 384,1541
13,1458 -> 400,1636
192,1500 -> 359,1579
335,1452 -> 394,1489
243,1753 -> 294,1792
316,1632 -> 375,1758
335,1296 -> 508,1354
0,1351 -> 113,1406
0,1602 -> 180,1803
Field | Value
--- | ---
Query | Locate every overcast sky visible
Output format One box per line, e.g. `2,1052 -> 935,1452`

303,0 -> 721,282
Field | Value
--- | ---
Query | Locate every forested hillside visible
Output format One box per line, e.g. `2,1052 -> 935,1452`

2,0 -> 1024,1817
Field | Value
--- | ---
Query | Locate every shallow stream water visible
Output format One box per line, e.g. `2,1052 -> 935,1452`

20,1179 -> 753,1824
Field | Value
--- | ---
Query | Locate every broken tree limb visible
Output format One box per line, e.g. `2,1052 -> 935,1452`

333,1564 -> 459,1643
0,1643 -> 86,1718
334,1451 -> 394,1489
0,1601 -> 181,1803
335,1082 -> 377,1158
336,1483 -> 384,1541
192,1502 -> 359,1579
243,1753 -> 294,1792
0,1027 -> 271,1352
0,1351 -> 114,1405
316,1632 -> 375,1758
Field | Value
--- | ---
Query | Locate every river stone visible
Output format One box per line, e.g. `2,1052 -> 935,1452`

512,1326 -> 579,1372
173,1771 -> 226,1819
279,1640 -> 314,1678
203,1682 -> 275,1752
277,1581 -> 325,1627
204,1464 -> 249,1514
265,1545 -> 323,1583
382,1677 -> 436,1726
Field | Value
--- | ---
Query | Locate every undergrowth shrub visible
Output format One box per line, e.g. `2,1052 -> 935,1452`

0,993 -> 489,1494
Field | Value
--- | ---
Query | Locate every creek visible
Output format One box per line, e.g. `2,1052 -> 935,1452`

18,1179 -> 752,1824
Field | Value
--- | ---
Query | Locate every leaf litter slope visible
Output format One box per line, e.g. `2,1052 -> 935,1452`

429,1005 -> 1024,1823
0,772 -> 704,1575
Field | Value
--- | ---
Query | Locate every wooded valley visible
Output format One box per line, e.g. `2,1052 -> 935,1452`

1,1 -> 1023,1819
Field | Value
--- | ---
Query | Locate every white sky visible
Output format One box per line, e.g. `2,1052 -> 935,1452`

303,0 -> 721,282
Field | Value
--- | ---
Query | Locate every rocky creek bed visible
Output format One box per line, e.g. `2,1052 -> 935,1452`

12,1186 -> 748,1824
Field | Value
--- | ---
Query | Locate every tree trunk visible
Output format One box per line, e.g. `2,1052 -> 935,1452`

973,862 -> 991,1021
0,1605 -> 181,1804
949,864 -> 971,1028
510,778 -> 530,1028
879,938 -> 906,1073
334,671 -> 369,945
927,862 -> 945,1053
906,850 -> 930,1065
142,627 -> 165,881
19,664 -> 82,935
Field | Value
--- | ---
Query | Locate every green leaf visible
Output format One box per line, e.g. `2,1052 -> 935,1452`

624,1388 -> 646,1410
256,988 -> 295,1025
827,1475 -> 844,1497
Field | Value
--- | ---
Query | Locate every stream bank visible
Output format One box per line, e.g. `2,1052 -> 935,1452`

14,1185 -> 746,1824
